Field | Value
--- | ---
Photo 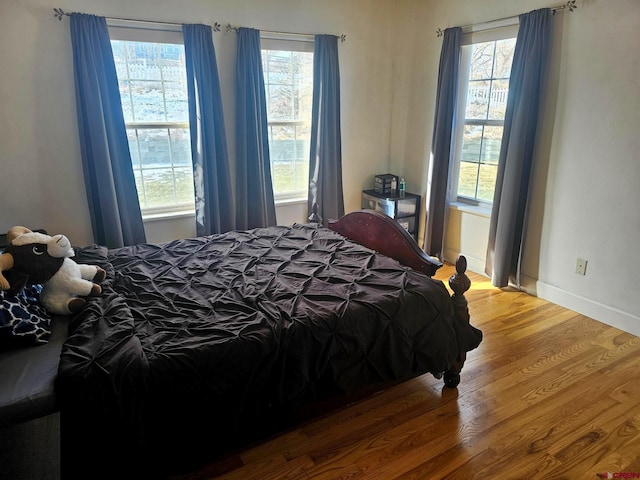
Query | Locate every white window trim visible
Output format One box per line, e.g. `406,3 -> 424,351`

261,33 -> 314,204
142,208 -> 195,223
275,197 -> 307,207
449,45 -> 472,205
450,24 -> 519,207
109,24 -> 195,218
107,20 -> 184,44
449,201 -> 492,218
261,32 -> 315,53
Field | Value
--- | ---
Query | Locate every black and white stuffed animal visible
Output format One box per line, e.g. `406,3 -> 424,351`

0,226 -> 105,315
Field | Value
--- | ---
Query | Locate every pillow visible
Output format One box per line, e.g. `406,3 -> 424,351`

0,284 -> 52,350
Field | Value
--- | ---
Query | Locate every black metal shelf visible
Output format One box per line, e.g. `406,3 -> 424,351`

361,189 -> 421,241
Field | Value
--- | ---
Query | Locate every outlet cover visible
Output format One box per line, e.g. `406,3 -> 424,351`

575,258 -> 587,275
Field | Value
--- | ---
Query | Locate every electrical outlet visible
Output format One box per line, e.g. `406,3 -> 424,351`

575,258 -> 587,276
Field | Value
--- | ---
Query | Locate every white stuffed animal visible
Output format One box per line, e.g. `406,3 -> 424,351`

0,226 -> 105,315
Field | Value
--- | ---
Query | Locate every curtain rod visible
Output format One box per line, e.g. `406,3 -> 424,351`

53,8 -> 187,28
222,23 -> 346,43
435,0 -> 577,37
53,8 -> 346,42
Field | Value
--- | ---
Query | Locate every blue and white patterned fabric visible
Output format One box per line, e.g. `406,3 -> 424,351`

0,284 -> 52,349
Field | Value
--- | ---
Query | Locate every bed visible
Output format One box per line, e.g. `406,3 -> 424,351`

55,210 -> 482,478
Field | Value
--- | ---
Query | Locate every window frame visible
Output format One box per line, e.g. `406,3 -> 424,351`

108,21 -> 195,217
450,24 -> 519,208
260,33 -> 314,204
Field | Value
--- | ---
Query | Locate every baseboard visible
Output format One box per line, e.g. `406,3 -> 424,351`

534,281 -> 640,336
443,248 -> 487,277
443,249 -> 639,336
519,274 -> 538,296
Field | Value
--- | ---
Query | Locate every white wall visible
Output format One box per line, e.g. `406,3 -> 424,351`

0,0 -> 396,244
390,0 -> 640,335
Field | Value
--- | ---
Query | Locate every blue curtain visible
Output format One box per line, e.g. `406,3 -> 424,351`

182,24 -> 234,235
308,35 -> 344,224
234,28 -> 277,229
70,13 -> 146,248
424,27 -> 462,258
486,9 -> 553,287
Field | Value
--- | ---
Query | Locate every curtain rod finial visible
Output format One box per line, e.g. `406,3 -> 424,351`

554,0 -> 577,15
53,7 -> 67,21
436,28 -> 444,37
225,23 -> 238,33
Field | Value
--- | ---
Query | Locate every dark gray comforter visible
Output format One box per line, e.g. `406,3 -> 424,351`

56,223 -> 481,477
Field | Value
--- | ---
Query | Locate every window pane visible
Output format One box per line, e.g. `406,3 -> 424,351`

488,79 -> 509,120
164,91 -> 188,123
477,163 -> 498,202
169,128 -> 191,166
136,128 -> 171,167
133,170 -> 146,208
128,43 -> 161,80
292,51 -> 314,119
469,41 -> 495,80
466,80 -> 490,120
160,44 -> 183,62
455,35 -> 516,203
461,125 -> 483,162
493,38 -> 517,78
128,81 -> 166,122
263,50 -> 313,122
269,125 -> 310,196
127,129 -> 140,168
295,123 -> 311,160
112,38 -> 193,213
271,160 -> 309,196
112,41 -> 126,73
458,161 -> 479,199
174,167 -> 195,204
118,80 -> 134,123
142,168 -> 176,208
263,51 -> 292,84
270,125 -> 294,162
267,85 -> 294,120
163,59 -> 188,123
262,46 -> 313,199
480,126 -> 503,164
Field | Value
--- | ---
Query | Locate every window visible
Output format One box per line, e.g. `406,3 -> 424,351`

452,29 -> 517,205
261,35 -> 314,202
109,25 -> 194,215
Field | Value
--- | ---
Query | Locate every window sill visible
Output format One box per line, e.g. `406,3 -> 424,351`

140,199 -> 306,224
275,197 -> 307,207
142,209 -> 195,223
449,201 -> 492,218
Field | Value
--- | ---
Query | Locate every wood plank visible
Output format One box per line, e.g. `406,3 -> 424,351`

215,454 -> 315,480
170,265 -> 640,479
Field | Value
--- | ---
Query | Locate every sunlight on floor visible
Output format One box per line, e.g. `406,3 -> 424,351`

467,279 -> 497,291
434,265 -> 497,292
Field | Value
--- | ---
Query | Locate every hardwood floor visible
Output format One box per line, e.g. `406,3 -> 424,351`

173,265 -> 640,480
